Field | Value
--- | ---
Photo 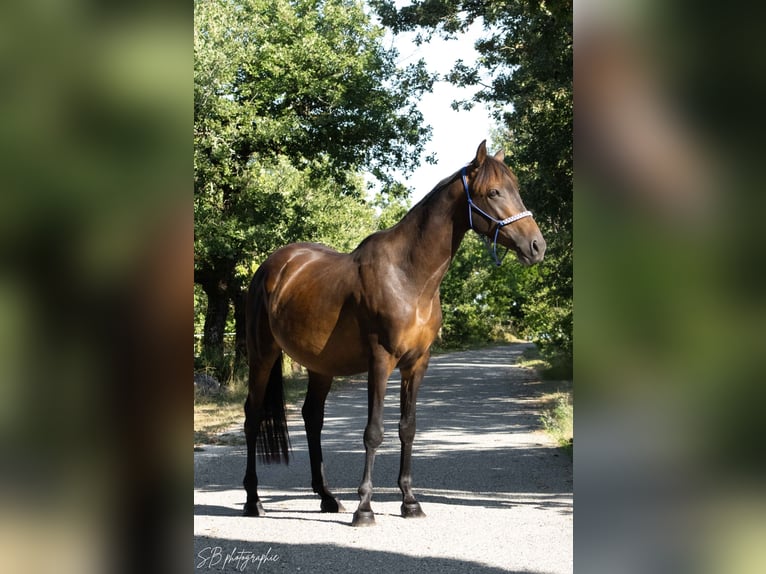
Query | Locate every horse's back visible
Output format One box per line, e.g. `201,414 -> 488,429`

258,242 -> 355,297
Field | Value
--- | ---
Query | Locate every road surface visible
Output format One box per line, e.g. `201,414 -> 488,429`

194,344 -> 572,573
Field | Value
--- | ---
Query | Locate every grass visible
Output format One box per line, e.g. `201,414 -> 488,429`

194,377 -> 248,446
516,345 -> 573,457
193,369 -> 311,447
540,392 -> 573,457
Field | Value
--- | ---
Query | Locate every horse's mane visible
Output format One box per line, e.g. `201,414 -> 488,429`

471,156 -> 520,193
353,169 -> 463,253
411,155 -> 519,210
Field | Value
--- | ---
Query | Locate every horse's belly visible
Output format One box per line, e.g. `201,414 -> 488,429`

269,290 -> 369,376
284,345 -> 368,377
275,321 -> 368,376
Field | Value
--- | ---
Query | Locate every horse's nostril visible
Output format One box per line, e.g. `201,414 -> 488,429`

531,239 -> 539,253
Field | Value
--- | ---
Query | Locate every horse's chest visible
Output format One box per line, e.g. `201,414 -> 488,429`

375,296 -> 440,350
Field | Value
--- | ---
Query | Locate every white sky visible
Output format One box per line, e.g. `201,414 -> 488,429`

386,22 -> 499,202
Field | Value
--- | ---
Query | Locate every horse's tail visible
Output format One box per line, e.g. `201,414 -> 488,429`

256,351 -> 291,465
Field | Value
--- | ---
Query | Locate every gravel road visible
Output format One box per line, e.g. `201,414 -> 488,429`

194,344 -> 572,573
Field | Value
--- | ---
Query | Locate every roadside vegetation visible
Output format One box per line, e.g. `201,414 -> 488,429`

194,380 -> 248,446
517,346 -> 573,457
540,393 -> 573,456
194,362 -> 308,447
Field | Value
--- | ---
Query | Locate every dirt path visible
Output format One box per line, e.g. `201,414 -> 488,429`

194,344 -> 572,573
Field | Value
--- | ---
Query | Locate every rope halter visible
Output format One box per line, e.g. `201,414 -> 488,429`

461,166 -> 533,266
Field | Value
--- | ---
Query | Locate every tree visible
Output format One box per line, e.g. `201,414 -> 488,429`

439,234 -> 534,347
373,0 -> 572,373
194,0 -> 434,379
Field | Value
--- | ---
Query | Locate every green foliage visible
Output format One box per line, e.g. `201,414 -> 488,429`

374,0 -> 572,374
194,0 -> 434,267
372,182 -> 412,230
195,151 -> 380,284
519,277 -> 573,375
439,234 -> 537,347
194,0 -> 435,376
194,0 -> 433,194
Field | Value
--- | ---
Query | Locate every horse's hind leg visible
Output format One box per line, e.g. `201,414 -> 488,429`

244,262 -> 295,516
303,371 -> 345,513
243,389 -> 265,516
242,347 -> 280,516
398,353 -> 429,519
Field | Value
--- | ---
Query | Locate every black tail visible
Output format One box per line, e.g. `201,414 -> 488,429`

256,352 -> 291,465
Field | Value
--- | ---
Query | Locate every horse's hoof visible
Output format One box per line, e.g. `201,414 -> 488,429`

243,501 -> 265,517
401,501 -> 426,518
320,497 -> 345,513
351,509 -> 376,527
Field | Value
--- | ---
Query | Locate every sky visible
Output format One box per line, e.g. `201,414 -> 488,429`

385,23 -> 499,203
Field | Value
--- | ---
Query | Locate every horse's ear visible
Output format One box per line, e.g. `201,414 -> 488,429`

494,149 -> 505,162
473,140 -> 488,166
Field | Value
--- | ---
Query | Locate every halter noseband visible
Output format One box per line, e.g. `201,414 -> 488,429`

461,166 -> 533,266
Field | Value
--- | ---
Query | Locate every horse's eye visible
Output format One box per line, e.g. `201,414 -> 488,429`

488,189 -> 500,198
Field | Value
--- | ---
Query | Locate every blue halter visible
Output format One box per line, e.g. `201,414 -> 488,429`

461,166 -> 533,266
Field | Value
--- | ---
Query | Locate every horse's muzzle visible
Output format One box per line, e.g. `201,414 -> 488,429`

529,236 -> 546,263
517,234 -> 546,265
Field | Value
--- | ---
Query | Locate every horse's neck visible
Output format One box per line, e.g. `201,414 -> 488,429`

394,179 -> 468,286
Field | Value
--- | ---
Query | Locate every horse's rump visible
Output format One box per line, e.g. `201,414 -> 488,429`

258,243 -> 368,376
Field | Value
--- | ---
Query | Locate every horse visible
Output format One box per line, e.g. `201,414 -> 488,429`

243,140 -> 546,526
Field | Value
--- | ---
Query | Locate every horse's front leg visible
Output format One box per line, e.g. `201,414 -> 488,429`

398,352 -> 428,518
303,371 -> 345,513
352,350 -> 395,527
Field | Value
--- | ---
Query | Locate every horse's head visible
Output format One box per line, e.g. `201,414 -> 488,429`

464,141 -> 546,266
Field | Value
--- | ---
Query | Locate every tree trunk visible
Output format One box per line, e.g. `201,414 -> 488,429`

232,285 -> 248,376
198,271 -> 231,383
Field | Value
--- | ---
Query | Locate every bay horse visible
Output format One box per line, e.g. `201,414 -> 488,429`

243,140 -> 545,526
